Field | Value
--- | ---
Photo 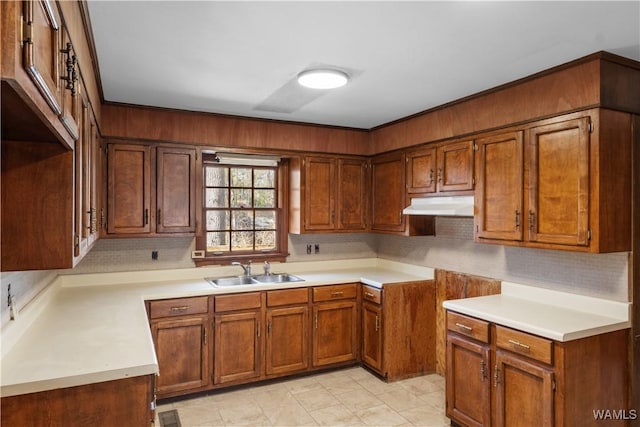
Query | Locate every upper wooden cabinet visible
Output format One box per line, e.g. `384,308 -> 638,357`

106,142 -> 196,236
474,131 -> 524,242
406,147 -> 436,194
372,151 -> 435,236
528,118 -> 590,247
371,151 -> 406,233
22,0 -> 63,118
107,143 -> 151,234
474,109 -> 631,253
289,155 -> 368,233
406,140 -> 474,197
1,0 -> 94,149
156,146 -> 197,233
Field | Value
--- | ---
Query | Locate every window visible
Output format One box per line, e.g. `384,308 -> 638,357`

196,154 -> 287,265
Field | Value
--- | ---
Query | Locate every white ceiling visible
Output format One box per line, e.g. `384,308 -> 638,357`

87,1 -> 640,130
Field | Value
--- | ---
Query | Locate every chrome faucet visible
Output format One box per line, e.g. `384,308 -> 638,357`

263,261 -> 271,276
232,260 -> 252,276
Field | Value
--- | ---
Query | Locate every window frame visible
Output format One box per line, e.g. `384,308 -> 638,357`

194,153 -> 289,266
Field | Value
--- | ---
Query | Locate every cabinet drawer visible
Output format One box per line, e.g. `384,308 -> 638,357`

495,325 -> 553,365
215,292 -> 262,312
362,285 -> 382,304
267,288 -> 309,307
446,311 -> 490,343
313,284 -> 358,302
149,296 -> 209,319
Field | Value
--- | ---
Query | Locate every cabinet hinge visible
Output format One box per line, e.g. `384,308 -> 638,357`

472,177 -> 476,185
588,122 -> 594,133
552,380 -> 556,391
473,143 -> 479,152
587,229 -> 592,241
22,19 -> 32,44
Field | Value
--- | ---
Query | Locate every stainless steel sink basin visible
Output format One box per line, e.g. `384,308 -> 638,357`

251,273 -> 305,283
206,276 -> 259,287
206,273 -> 304,287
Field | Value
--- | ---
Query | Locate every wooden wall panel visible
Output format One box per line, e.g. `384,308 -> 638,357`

435,270 -> 501,376
373,58 -> 604,153
102,104 -> 371,155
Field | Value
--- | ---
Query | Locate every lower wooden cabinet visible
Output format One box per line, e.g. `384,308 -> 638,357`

148,281 -> 438,401
214,292 -> 262,384
361,300 -> 383,371
446,311 -> 629,427
312,284 -> 359,367
494,349 -> 554,427
265,288 -> 310,375
149,296 -> 210,398
362,282 -> 436,381
1,375 -> 155,427
446,331 -> 491,427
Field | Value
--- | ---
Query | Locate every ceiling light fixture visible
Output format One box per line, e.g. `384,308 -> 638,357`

297,69 -> 349,89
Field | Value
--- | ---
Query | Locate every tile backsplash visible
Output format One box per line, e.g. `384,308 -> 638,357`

1,216 -> 630,325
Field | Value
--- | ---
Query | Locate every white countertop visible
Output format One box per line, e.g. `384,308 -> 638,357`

0,258 -> 433,397
443,282 -> 631,342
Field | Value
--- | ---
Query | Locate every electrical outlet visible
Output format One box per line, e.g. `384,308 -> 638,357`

152,250 -> 158,260
191,250 -> 205,259
306,244 -> 312,254
314,244 -> 320,254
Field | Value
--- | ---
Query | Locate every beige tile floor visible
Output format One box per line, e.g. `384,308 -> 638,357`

155,367 -> 450,427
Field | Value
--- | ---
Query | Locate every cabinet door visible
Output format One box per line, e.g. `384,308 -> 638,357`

107,144 -> 151,234
22,0 -> 63,116
361,302 -> 383,372
437,140 -> 474,192
475,131 -> 524,242
494,350 -> 554,427
156,147 -> 196,233
72,92 -> 85,258
337,158 -> 368,231
215,311 -> 262,384
265,306 -> 309,375
371,152 -> 406,232
446,333 -> 491,427
86,112 -> 100,246
58,27 -> 79,141
407,147 -> 436,194
151,316 -> 209,396
304,157 -> 335,231
528,117 -> 590,246
312,301 -> 358,367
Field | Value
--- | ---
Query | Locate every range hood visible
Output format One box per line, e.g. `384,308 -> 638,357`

402,196 -> 475,217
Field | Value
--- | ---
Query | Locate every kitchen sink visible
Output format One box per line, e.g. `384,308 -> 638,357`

206,276 -> 258,287
206,273 -> 304,287
250,273 -> 305,283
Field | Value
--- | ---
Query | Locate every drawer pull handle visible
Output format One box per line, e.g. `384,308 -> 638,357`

508,339 -> 531,351
330,291 -> 344,297
170,306 -> 190,312
455,322 -> 473,332
364,292 -> 375,298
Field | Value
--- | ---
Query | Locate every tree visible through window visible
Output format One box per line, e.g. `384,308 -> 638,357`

204,162 -> 278,254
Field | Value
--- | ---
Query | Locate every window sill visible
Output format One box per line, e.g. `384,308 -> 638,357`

194,253 -> 288,267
